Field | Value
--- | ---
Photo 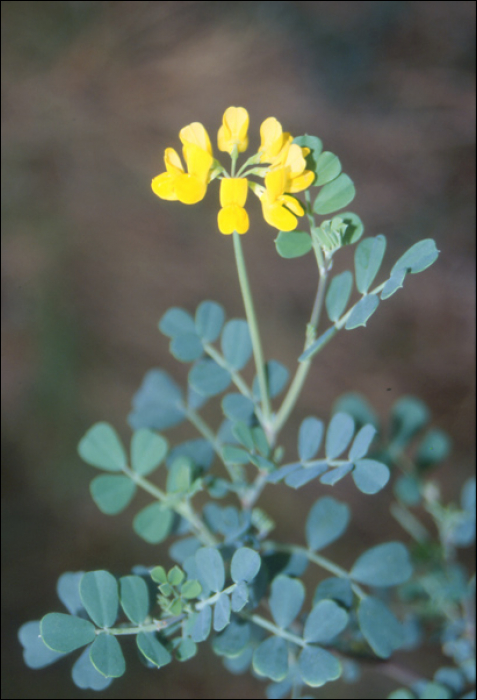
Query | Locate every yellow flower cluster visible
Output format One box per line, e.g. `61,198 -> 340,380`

151,107 -> 314,235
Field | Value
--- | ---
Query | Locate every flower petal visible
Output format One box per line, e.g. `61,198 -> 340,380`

218,107 -> 249,153
151,172 -> 179,200
261,198 -> 298,231
259,117 -> 286,162
264,168 -> 287,201
164,147 -> 184,174
174,174 -> 207,204
218,205 -> 249,234
183,143 -> 214,182
179,122 -> 213,155
219,178 -> 248,207
287,169 -> 315,193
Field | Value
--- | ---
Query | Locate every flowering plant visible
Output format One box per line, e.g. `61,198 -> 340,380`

19,108 -> 475,700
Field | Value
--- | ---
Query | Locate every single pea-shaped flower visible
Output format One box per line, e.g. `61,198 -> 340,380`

152,121 -> 214,205
260,168 -> 305,231
218,178 -> 249,234
151,143 -> 213,205
218,107 -> 249,154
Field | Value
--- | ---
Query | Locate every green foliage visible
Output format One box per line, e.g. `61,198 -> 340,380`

78,423 -> 126,471
275,230 -> 313,258
305,496 -> 350,551
19,125 -> 474,700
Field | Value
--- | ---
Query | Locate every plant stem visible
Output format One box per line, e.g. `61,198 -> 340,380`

185,407 -> 242,486
241,470 -> 269,510
241,611 -> 306,648
274,262 -> 330,435
232,231 -> 272,430
96,616 -> 181,636
261,542 -> 366,599
123,465 -> 218,546
203,343 -> 255,401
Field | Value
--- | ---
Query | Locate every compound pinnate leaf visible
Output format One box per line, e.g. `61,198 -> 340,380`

189,359 -> 231,397
354,235 -> 387,294
358,596 -> 404,658
319,462 -> 353,486
72,646 -> 112,691
381,268 -> 407,300
352,459 -> 390,494
348,424 -> 377,462
90,475 -> 136,515
253,636 -> 289,681
89,634 -> 125,678
212,620 -> 251,658
128,369 -> 185,431
222,393 -> 255,422
181,579 -> 202,599
56,572 -> 84,616
285,464 -> 328,489
195,547 -> 225,593
270,575 -> 305,629
390,396 -> 430,447
313,173 -> 355,215
345,294 -> 380,330
170,332 -> 204,362
130,428 -> 168,476
351,542 -> 412,587
298,417 -> 324,462
222,445 -> 251,465
19,621 -> 64,669
340,212 -> 364,245
391,239 -> 439,275
79,571 -> 119,628
221,319 -> 252,370
303,600 -> 348,644
78,422 -> 126,472
326,271 -> 353,322
133,503 -> 174,544
195,301 -> 225,343
159,307 -> 195,337
314,578 -> 353,608
189,606 -> 212,643
306,497 -> 350,551
231,547 -> 261,583
136,632 -> 172,668
314,151 -> 342,186
231,580 -> 249,612
416,428 -> 451,470
298,646 -> 342,687
325,412 -> 355,460
213,592 -> 231,631
275,230 -> 312,258
119,576 -> 149,625
40,613 -> 96,654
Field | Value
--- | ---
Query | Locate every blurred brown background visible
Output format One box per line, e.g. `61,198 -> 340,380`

2,2 -> 475,698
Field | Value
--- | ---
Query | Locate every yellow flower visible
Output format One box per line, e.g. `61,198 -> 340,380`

278,142 -> 315,193
260,168 -> 305,231
179,122 -> 213,156
151,122 -> 213,205
218,107 -> 249,154
259,117 -> 290,163
151,110 -> 314,232
218,178 -> 249,235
